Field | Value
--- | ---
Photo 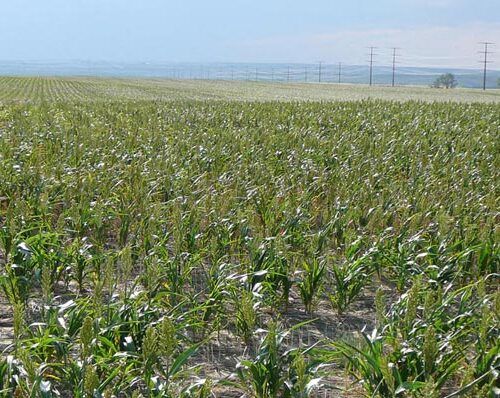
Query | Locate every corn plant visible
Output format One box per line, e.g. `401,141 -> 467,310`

233,322 -> 323,398
233,288 -> 259,347
298,259 -> 325,314
327,257 -> 372,315
332,326 -> 462,398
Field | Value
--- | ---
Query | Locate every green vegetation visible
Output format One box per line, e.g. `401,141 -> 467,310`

0,79 -> 498,397
432,73 -> 458,89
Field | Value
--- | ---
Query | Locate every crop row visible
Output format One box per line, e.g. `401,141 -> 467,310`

1,76 -> 500,103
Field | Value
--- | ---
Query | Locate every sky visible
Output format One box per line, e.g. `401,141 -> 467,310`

0,0 -> 499,69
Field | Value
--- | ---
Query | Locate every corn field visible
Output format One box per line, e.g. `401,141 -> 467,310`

0,78 -> 499,397
1,77 -> 499,103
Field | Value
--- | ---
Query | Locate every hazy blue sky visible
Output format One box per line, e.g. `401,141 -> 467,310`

0,0 -> 499,68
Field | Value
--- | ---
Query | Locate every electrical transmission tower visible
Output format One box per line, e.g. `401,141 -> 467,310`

478,42 -> 494,90
367,47 -> 378,86
390,47 -> 401,87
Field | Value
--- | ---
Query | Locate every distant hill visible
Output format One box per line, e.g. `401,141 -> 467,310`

0,61 -> 498,89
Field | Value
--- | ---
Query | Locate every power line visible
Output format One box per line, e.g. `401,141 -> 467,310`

367,47 -> 378,86
391,47 -> 402,87
478,42 -> 494,90
128,59 -> 496,87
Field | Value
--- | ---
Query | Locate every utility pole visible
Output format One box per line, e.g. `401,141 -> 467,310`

478,42 -> 494,90
391,47 -> 401,87
305,65 -> 308,82
367,47 -> 377,86
338,62 -> 342,83
255,67 -> 258,81
287,66 -> 290,83
318,61 -> 323,83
